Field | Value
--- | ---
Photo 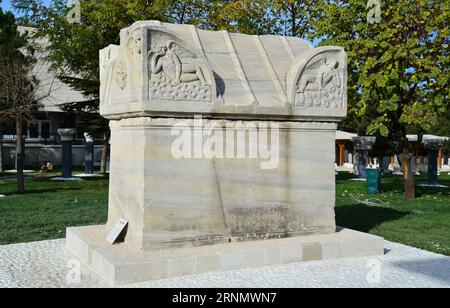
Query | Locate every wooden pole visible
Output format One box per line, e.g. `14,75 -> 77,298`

336,140 -> 345,166
438,149 -> 442,169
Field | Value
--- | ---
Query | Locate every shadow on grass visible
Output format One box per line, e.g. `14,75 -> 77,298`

392,258 -> 450,285
336,203 -> 411,233
415,186 -> 450,198
336,172 -> 358,182
4,187 -> 82,196
377,174 -> 450,197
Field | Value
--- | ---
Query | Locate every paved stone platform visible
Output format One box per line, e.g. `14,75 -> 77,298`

0,238 -> 449,288
66,226 -> 384,285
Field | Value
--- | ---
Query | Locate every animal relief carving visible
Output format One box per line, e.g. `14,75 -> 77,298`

296,58 -> 343,109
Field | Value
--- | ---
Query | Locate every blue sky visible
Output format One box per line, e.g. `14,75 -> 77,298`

0,0 -> 14,12
1,0 -> 52,15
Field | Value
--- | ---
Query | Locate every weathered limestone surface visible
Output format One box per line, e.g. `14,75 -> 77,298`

108,118 -> 337,250
66,21 -> 383,284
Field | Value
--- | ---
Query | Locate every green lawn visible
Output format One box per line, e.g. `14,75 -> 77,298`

0,170 -> 449,256
0,173 -> 108,245
336,172 -> 450,256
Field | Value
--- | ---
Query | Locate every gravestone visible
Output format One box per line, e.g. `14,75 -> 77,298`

381,156 -> 390,174
84,133 -> 95,175
66,21 -> 383,285
393,155 -> 403,174
352,136 -> 376,179
57,129 -> 76,178
424,140 -> 443,186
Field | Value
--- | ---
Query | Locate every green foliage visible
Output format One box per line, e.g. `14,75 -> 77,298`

203,0 -> 274,35
272,0 -> 325,38
316,0 -> 449,152
0,4 -> 39,124
0,3 -> 27,59
203,0 -> 324,37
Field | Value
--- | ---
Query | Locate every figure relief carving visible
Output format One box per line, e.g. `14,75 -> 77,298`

295,58 -> 344,109
114,61 -> 127,90
148,40 -> 212,102
100,49 -> 111,80
128,29 -> 142,56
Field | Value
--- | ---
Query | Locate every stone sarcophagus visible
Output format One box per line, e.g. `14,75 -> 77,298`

66,21 -> 383,285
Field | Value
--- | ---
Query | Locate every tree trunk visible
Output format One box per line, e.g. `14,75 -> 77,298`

16,118 -> 25,194
100,133 -> 109,174
0,130 -> 4,174
400,149 -> 415,200
290,3 -> 297,37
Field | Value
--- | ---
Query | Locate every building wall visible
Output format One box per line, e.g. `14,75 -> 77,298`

1,144 -> 106,168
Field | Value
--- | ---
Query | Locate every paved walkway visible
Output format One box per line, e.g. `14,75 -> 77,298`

0,239 -> 449,288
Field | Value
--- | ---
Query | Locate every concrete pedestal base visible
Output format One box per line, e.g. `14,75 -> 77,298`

66,226 -> 384,286
418,183 -> 449,188
50,177 -> 83,181
73,173 -> 105,178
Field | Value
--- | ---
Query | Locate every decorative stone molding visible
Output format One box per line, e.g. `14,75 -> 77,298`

352,136 -> 377,151
99,21 -> 347,122
110,117 -> 338,131
127,28 -> 142,57
57,129 -> 76,141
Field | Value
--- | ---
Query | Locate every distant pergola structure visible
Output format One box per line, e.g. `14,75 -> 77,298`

335,132 -> 449,172
335,131 -> 357,166
407,135 -> 449,169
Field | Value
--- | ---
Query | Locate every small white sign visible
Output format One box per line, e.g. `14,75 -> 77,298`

106,219 -> 128,244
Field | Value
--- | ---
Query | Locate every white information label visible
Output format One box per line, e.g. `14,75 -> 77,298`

106,219 -> 128,244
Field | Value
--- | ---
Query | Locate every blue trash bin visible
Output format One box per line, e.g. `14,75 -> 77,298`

366,168 -> 381,195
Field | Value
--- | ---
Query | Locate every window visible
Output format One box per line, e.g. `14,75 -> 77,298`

26,120 -> 51,139
27,122 -> 39,139
41,121 -> 51,139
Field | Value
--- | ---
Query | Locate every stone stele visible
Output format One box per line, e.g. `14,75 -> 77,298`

66,21 -> 384,285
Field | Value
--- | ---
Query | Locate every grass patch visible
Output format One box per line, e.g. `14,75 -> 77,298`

0,174 -> 108,245
336,172 -> 450,256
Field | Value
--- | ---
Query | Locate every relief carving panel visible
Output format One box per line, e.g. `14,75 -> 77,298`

148,34 -> 212,102
295,58 -> 344,108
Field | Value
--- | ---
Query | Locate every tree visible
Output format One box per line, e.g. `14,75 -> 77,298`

11,0 -> 175,174
0,1 -> 26,174
12,0 -> 261,173
164,0 -> 211,26
272,0 -> 325,38
315,0 -> 449,199
205,0 -> 274,35
0,5 -> 45,192
204,0 -> 323,38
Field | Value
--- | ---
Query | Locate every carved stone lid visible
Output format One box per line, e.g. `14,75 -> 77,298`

100,21 -> 347,121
